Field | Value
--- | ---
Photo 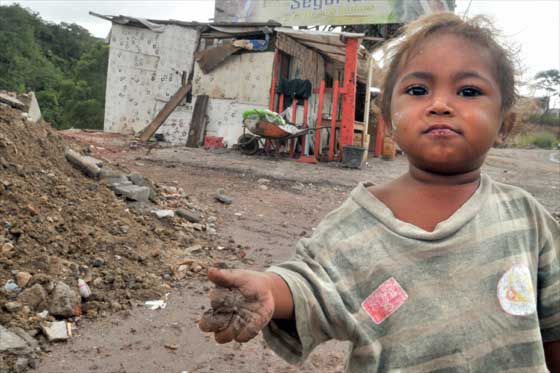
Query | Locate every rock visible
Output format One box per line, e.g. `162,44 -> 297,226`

291,182 -> 305,191
10,327 -> 39,350
128,172 -> 157,201
152,209 -> 174,218
257,178 -> 271,184
14,357 -> 29,372
0,325 -> 28,353
110,301 -> 122,311
207,216 -> 217,224
127,172 -> 146,186
17,284 -> 47,311
41,321 -> 70,342
92,277 -> 103,287
92,257 -> 105,267
259,185 -> 268,191
16,271 -> 32,288
81,156 -> 103,167
214,189 -> 233,204
113,184 -> 150,202
49,282 -> 80,318
4,301 -> 22,313
1,241 -> 14,255
175,209 -> 201,223
99,168 -> 129,185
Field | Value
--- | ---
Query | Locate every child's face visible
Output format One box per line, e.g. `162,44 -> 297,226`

390,33 -> 507,174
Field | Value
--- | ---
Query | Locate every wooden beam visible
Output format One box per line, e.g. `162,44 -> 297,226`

138,83 -> 192,142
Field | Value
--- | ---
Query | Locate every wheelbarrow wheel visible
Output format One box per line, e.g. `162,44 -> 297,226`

238,134 -> 259,155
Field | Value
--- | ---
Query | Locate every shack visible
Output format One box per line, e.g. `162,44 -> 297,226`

94,13 -> 375,161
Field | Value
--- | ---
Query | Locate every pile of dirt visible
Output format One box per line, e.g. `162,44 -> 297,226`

0,105 -> 234,370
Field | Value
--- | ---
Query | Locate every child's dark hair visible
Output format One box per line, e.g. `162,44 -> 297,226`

379,12 -> 518,126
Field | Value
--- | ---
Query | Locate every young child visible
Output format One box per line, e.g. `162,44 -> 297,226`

199,12 -> 560,372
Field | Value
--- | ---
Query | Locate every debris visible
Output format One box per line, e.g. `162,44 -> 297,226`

257,178 -> 270,184
259,185 -> 268,191
113,184 -> 151,202
4,279 -> 20,293
152,209 -> 175,218
15,271 -> 32,288
0,93 -> 25,110
41,321 -> 71,342
0,325 -> 28,352
4,301 -> 22,313
17,284 -> 48,311
37,310 -> 49,319
64,148 -> 101,178
144,294 -> 169,310
175,208 -> 201,223
164,343 -> 179,351
214,188 -> 233,204
78,279 -> 92,299
49,281 -> 80,318
291,182 -> 305,191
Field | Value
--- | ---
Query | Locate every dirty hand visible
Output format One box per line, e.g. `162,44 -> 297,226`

199,268 -> 275,344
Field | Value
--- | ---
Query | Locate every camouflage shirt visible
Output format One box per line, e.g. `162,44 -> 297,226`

264,174 -> 560,372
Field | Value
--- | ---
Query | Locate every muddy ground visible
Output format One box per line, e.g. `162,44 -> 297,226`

28,130 -> 559,373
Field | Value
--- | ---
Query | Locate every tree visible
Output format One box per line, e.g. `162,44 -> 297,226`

534,69 -> 560,114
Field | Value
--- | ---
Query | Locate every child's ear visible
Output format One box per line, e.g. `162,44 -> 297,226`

494,112 -> 516,146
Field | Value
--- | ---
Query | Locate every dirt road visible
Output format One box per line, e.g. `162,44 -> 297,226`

34,137 -> 559,373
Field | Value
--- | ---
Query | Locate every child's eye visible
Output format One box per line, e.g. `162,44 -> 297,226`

458,87 -> 482,97
405,86 -> 428,96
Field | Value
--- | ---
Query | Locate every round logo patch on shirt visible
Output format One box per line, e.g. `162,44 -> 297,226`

497,264 -> 536,316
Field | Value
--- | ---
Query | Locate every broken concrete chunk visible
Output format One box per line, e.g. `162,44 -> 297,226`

17,284 -> 47,311
214,189 -> 233,204
41,321 -> 70,342
0,325 -> 28,352
113,184 -> 150,202
81,156 -> 103,167
128,172 -> 146,186
99,168 -> 129,186
49,281 -> 80,318
64,148 -> 101,178
175,209 -> 201,223
0,93 -> 25,110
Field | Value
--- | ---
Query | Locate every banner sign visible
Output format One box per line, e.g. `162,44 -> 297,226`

214,0 -> 454,26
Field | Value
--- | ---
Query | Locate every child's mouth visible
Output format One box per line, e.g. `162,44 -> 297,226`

423,125 -> 461,136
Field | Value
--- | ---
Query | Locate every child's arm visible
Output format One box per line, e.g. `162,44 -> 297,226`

545,341 -> 560,372
198,268 -> 294,344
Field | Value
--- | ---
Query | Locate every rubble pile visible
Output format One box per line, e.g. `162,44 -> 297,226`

0,104 -> 225,371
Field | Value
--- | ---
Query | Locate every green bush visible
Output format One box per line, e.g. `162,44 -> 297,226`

528,113 -> 560,126
518,132 -> 559,149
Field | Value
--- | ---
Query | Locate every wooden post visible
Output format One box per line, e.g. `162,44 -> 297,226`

269,49 -> 280,111
329,80 -> 339,161
314,80 -> 325,159
302,99 -> 309,155
339,38 -> 359,151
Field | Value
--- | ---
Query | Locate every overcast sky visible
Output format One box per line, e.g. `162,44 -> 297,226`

6,0 -> 560,87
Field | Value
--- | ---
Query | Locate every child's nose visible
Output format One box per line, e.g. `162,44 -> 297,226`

426,96 -> 454,116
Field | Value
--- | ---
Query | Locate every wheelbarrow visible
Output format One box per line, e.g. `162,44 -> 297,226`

237,112 -> 312,156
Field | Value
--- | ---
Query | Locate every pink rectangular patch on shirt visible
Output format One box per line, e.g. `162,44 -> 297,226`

361,277 -> 408,324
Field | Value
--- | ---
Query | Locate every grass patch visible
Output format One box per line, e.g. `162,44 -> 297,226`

517,132 -> 559,149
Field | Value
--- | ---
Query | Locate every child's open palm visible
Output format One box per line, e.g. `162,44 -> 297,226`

199,268 -> 275,343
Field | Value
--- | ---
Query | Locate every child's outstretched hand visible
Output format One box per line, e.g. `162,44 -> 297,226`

199,268 -> 275,344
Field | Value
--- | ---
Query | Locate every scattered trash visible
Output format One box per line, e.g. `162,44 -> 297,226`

4,279 -> 21,293
41,321 -> 72,342
144,293 -> 169,310
152,209 -> 175,218
78,279 -> 91,299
